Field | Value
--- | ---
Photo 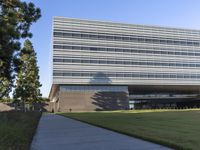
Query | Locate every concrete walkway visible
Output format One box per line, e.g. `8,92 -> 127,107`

31,114 -> 172,150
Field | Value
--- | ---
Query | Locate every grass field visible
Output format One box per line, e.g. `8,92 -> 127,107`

61,109 -> 200,150
0,111 -> 41,150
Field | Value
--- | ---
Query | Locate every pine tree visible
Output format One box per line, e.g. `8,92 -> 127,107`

14,40 -> 42,110
0,0 -> 41,98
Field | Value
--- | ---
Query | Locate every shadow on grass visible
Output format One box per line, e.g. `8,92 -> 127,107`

0,111 -> 42,150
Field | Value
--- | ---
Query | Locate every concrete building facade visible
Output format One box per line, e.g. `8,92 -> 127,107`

49,17 -> 200,112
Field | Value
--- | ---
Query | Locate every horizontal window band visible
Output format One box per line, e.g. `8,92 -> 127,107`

53,71 -> 200,79
53,30 -> 200,47
60,85 -> 128,92
53,58 -> 200,68
53,45 -> 200,56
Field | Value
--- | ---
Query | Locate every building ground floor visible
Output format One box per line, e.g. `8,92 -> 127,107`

130,99 -> 200,110
49,84 -> 200,112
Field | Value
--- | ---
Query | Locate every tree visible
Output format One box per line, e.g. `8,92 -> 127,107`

0,0 -> 41,98
13,40 -> 42,110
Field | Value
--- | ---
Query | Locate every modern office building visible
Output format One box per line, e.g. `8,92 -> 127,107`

49,17 -> 200,112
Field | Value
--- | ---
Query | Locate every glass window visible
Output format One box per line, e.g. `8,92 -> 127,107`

90,47 -> 98,51
148,74 -> 155,78
72,33 -> 81,38
116,61 -> 122,64
90,60 -> 98,63
140,73 -> 147,78
170,74 -> 176,78
168,52 -> 174,55
183,63 -> 188,67
115,49 -> 123,52
63,73 -> 71,76
177,74 -> 184,78
107,60 -> 114,64
72,73 -> 80,76
53,59 -> 63,62
114,36 -> 122,40
81,34 -> 89,38
155,74 -> 162,78
189,63 -> 195,67
99,60 -> 107,64
182,52 -> 187,55
122,37 -> 130,41
72,46 -> 81,50
116,74 -> 123,77
82,47 -> 89,50
107,36 -> 114,40
72,59 -> 81,63
124,61 -> 131,65
163,74 -> 170,78
90,35 -> 98,38
63,59 -> 72,63
191,74 -> 197,78
123,49 -> 130,53
108,73 -> 116,77
124,74 -> 132,77
63,33 -> 72,37
132,73 -> 139,77
194,42 -> 199,46
53,73 -> 63,76
81,73 -> 90,76
81,60 -> 90,63
63,46 -> 72,49
53,45 -> 63,49
184,74 -> 190,78
99,48 -> 106,51
99,35 -> 106,39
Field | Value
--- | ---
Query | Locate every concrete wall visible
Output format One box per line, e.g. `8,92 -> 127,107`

56,91 -> 129,112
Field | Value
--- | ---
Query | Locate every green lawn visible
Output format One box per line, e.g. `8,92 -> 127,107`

0,111 -> 41,150
61,109 -> 200,150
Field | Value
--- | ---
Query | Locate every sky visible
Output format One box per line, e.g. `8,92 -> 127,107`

25,0 -> 200,97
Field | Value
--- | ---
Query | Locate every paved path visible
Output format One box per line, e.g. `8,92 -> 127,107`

31,114 -> 172,150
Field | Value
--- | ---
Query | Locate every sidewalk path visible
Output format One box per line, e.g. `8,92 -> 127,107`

31,114 -> 172,150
